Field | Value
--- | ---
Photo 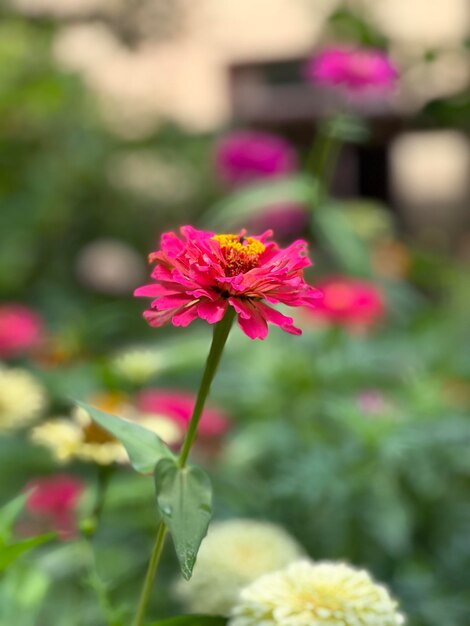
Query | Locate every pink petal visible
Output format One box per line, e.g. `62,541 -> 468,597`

228,297 -> 251,320
235,301 -> 269,340
171,304 -> 200,327
134,284 -> 173,297
197,299 -> 227,323
256,302 -> 302,335
153,294 -> 195,310
143,308 -> 179,327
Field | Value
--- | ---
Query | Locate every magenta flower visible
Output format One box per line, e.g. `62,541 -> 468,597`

247,204 -> 309,242
305,277 -> 385,330
215,131 -> 298,186
25,475 -> 84,540
0,304 -> 44,359
134,226 -> 320,340
306,46 -> 398,92
135,389 -> 229,440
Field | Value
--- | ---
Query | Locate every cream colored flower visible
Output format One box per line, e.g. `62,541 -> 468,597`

31,396 -> 182,465
111,347 -> 162,384
230,560 -> 405,626
175,520 -> 304,615
0,366 -> 47,431
136,415 -> 182,446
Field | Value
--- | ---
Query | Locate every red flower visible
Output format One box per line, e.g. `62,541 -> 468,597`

0,304 -> 44,359
135,226 -> 320,340
135,389 -> 229,440
25,475 -> 84,540
306,277 -> 385,330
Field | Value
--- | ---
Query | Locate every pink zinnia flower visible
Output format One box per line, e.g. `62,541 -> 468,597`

306,277 -> 385,330
134,226 -> 320,340
247,204 -> 309,242
306,46 -> 398,92
25,475 -> 84,540
0,304 -> 44,359
215,131 -> 298,186
135,389 -> 229,440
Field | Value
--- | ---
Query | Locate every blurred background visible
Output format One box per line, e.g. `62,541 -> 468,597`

1,1 -> 470,625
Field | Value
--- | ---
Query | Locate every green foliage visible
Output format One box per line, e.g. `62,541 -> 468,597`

328,7 -> 387,48
0,492 -> 30,543
0,534 -> 54,574
204,175 -> 319,229
0,492 -> 55,575
154,459 -> 213,580
147,616 -> 227,626
0,564 -> 51,626
312,202 -> 372,276
77,402 -> 175,474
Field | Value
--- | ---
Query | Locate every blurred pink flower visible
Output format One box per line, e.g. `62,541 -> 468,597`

25,475 -> 84,540
135,389 -> 229,440
306,46 -> 398,92
214,131 -> 297,186
135,226 -> 320,340
247,204 -> 309,242
0,304 -> 44,359
306,277 -> 385,330
357,389 -> 387,416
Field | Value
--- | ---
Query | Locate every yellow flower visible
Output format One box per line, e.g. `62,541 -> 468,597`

0,366 -> 46,431
31,392 -> 182,465
175,520 -> 303,615
230,560 -> 405,626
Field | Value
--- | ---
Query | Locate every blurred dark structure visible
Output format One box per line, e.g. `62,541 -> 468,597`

228,57 -> 403,204
228,57 -> 470,248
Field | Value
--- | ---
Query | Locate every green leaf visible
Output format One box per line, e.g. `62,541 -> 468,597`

75,401 -> 174,474
0,492 -> 30,542
154,458 -> 212,580
0,534 -> 54,573
204,175 -> 319,229
147,616 -> 227,626
312,203 -> 371,276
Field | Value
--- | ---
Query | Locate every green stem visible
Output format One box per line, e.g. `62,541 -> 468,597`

85,538 -> 122,626
81,465 -> 114,539
178,306 -> 236,468
131,307 -> 236,626
131,522 -> 167,626
92,465 -> 113,530
307,120 -> 341,198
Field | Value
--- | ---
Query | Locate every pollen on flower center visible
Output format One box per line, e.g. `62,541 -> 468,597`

212,234 -> 266,276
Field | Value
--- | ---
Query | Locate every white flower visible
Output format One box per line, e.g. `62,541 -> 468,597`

175,520 -> 304,615
230,560 -> 405,626
0,366 -> 47,430
111,348 -> 161,384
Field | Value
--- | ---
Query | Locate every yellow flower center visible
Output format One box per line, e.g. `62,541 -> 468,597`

82,421 -> 115,445
82,392 -> 126,445
212,234 -> 266,276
